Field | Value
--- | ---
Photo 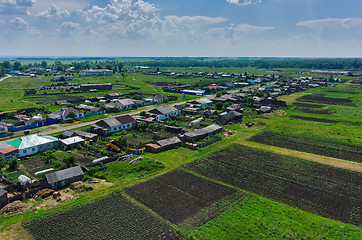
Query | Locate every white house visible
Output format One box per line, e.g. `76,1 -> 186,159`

48,107 -> 84,121
0,122 -> 8,134
6,135 -> 60,157
91,115 -> 136,136
147,105 -> 181,122
79,69 -> 113,76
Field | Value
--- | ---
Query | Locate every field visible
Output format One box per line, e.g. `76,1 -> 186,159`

249,131 -> 362,163
23,192 -> 183,240
289,115 -> 340,124
297,108 -> 334,115
126,169 -> 236,224
185,144 -> 362,225
292,102 -> 325,108
297,95 -> 355,106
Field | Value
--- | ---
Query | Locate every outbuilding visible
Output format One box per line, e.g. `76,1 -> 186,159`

44,166 -> 84,190
60,136 -> 85,150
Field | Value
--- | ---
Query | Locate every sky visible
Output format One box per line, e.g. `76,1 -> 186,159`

0,0 -> 362,57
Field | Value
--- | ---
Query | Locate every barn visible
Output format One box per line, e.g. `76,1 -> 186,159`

0,188 -> 8,209
44,166 -> 84,190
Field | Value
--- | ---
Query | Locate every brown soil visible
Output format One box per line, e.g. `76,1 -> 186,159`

1,201 -> 27,214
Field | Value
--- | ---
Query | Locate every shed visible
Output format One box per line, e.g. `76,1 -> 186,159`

156,137 -> 182,151
218,111 -> 243,125
18,174 -> 32,185
74,130 -> 98,142
44,166 -> 84,189
60,136 -> 85,150
181,124 -> 222,143
0,188 -> 8,209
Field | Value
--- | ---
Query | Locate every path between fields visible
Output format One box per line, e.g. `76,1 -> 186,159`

0,74 -> 11,82
243,141 -> 362,173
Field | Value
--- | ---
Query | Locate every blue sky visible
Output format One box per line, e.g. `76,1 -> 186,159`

0,0 -> 361,57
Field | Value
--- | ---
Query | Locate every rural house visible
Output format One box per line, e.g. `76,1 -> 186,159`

79,69 -> 113,77
6,135 -> 60,157
91,115 -> 136,136
48,107 -> 84,121
218,111 -> 243,125
0,143 -> 19,160
147,106 -> 181,122
44,166 -> 84,190
180,124 -> 222,143
144,94 -> 167,105
187,98 -> 213,109
146,137 -> 182,153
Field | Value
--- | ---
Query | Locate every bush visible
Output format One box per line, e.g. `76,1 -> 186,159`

7,158 -> 19,171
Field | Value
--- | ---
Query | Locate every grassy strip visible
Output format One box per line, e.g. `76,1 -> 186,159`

249,131 -> 362,163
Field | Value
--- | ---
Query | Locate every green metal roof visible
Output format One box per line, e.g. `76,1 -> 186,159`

7,134 -> 59,150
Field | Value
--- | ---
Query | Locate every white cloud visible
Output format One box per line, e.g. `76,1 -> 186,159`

0,0 -> 35,15
10,17 -> 28,30
36,4 -> 70,19
296,18 -> 362,30
57,21 -> 80,37
164,16 -> 227,27
226,0 -> 262,6
207,23 -> 274,39
0,19 -> 5,24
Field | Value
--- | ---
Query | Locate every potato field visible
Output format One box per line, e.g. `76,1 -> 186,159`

185,145 -> 362,225
23,192 -> 183,240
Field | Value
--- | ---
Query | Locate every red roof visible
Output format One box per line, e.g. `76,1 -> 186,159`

0,146 -> 19,155
145,143 -> 161,149
115,115 -> 136,124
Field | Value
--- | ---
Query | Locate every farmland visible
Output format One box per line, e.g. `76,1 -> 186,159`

297,95 -> 355,106
125,169 -> 236,224
185,144 -> 362,225
249,131 -> 362,163
23,192 -> 183,240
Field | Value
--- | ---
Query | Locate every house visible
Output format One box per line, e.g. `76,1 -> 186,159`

0,143 -> 19,160
62,130 -> 75,139
48,107 -> 84,121
104,100 -> 125,110
44,166 -> 84,190
182,107 -> 199,115
115,115 -> 137,129
144,94 -> 167,105
6,135 -> 59,157
91,115 -> 136,136
226,104 -> 243,112
187,98 -> 213,109
180,124 -> 222,143
73,130 -> 98,142
0,188 -> 8,209
203,109 -> 218,117
147,105 -> 181,122
218,111 -> 243,125
145,137 -> 182,153
257,106 -> 272,114
60,136 -> 85,150
55,100 -> 69,106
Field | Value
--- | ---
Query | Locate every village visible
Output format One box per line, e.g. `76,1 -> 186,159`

0,67 -> 340,213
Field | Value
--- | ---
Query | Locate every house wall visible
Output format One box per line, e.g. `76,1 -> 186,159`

1,150 -> 19,160
156,110 -> 181,121
19,146 -> 39,157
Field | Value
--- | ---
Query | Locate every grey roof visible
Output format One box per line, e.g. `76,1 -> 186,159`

150,105 -> 178,115
74,130 -> 98,139
62,130 -> 75,138
0,143 -> 12,150
0,188 -> 7,196
157,137 -> 182,147
184,124 -> 222,138
45,166 -> 84,184
94,117 -> 120,129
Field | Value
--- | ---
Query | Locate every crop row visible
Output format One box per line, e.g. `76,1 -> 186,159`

293,102 -> 325,108
249,131 -> 362,163
297,108 -> 334,115
126,169 -> 236,224
185,145 -> 362,225
297,95 -> 355,106
23,192 -> 183,240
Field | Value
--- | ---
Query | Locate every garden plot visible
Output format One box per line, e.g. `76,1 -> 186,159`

297,95 -> 355,106
23,192 -> 183,240
126,169 -> 236,224
293,102 -> 325,108
249,131 -> 362,163
185,145 -> 362,225
297,108 -> 334,115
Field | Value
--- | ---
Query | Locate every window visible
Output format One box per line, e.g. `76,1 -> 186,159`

32,148 -> 36,151
23,150 -> 27,153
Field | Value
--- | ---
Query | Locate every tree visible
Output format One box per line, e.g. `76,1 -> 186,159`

215,102 -> 223,110
0,157 -> 6,169
7,158 -> 18,171
41,61 -> 47,68
105,64 -> 114,70
137,122 -> 147,132
66,111 -> 76,119
0,66 -> 5,77
13,61 -> 22,70
2,61 -> 10,69
117,62 -> 124,71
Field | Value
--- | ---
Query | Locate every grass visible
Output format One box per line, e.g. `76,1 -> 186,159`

181,194 -> 362,240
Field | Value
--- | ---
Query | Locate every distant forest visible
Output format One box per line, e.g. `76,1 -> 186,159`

125,58 -> 362,70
